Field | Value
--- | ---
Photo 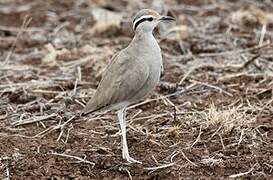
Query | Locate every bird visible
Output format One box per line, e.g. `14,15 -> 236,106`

82,9 -> 175,164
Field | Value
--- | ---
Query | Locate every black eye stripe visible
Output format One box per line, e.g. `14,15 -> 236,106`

134,17 -> 154,30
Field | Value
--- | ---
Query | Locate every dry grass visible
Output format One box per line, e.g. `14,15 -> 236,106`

205,105 -> 255,133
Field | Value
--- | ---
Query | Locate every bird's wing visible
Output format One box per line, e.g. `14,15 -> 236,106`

82,51 -> 149,114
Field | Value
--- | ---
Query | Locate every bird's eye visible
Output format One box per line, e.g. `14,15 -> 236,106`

147,17 -> 153,21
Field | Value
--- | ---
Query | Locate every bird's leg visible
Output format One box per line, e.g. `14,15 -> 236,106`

118,108 -> 127,159
118,108 -> 142,164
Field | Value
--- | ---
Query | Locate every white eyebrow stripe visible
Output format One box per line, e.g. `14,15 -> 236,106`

133,15 -> 155,30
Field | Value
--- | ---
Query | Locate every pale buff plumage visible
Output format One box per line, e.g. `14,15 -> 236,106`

82,9 -> 175,163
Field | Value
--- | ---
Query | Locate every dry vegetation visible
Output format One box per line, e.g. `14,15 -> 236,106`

0,0 -> 273,179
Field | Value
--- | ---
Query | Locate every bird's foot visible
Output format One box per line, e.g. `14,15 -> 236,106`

126,156 -> 142,164
123,152 -> 142,164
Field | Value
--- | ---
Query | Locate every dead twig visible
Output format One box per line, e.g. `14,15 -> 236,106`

144,162 -> 175,172
50,152 -> 95,167
237,129 -> 245,147
3,15 -> 32,64
229,165 -> 255,178
0,2 -> 35,14
237,54 -> 260,71
57,115 -> 75,142
125,168 -> 133,180
0,25 -> 47,33
257,98 -> 273,117
259,24 -> 267,46
190,125 -> 202,148
12,113 -> 57,126
129,85 -> 198,109
198,42 -> 272,57
180,151 -> 198,167
178,65 -> 198,85
190,80 -> 233,97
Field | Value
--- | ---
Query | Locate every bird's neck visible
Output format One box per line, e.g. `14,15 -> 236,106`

131,30 -> 158,49
133,30 -> 154,41
130,30 -> 161,61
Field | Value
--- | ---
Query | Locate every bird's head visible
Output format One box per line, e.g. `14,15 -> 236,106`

132,9 -> 175,33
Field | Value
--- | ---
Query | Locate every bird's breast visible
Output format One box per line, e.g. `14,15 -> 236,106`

145,38 -> 162,78
126,35 -> 163,104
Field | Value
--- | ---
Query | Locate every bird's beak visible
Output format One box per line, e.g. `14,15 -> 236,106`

159,16 -> 176,21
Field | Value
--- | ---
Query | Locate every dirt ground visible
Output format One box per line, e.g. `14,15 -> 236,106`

1,0 -> 273,179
